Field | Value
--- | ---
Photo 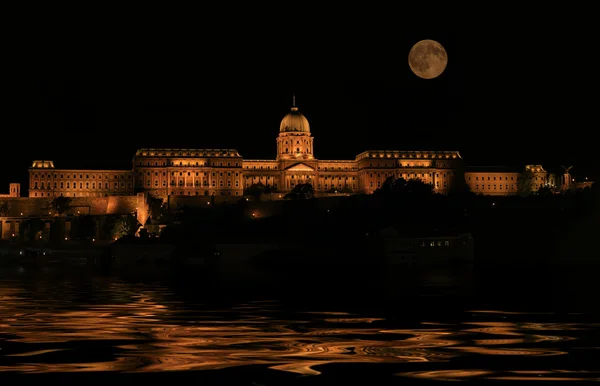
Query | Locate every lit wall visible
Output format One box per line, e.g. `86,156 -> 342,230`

133,148 -> 244,198
465,172 -> 519,196
28,164 -> 133,198
355,150 -> 463,194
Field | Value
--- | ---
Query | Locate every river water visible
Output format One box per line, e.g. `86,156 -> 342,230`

1,265 -> 599,385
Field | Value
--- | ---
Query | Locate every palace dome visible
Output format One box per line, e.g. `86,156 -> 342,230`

280,106 -> 310,133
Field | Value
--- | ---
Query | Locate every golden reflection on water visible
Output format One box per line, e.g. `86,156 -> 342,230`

0,280 -> 599,380
400,369 -> 600,381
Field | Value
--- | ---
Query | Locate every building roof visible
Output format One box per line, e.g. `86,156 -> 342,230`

30,160 -> 55,169
279,104 -> 310,133
355,150 -> 461,161
134,149 -> 241,158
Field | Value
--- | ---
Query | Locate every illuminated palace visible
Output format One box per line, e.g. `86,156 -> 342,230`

26,101 -> 565,199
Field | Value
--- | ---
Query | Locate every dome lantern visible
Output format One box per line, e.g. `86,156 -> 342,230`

279,95 -> 310,133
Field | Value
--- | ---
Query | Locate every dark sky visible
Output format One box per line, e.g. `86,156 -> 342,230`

2,6 -> 598,190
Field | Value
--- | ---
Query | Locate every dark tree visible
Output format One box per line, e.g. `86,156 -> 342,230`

537,185 -> 554,196
376,176 -> 397,194
284,183 -> 315,200
147,195 -> 167,223
517,169 -> 535,197
264,184 -> 278,194
404,178 -> 435,195
447,170 -> 472,196
340,185 -> 354,193
374,177 -> 433,196
244,182 -> 266,200
48,196 -> 73,215
103,214 -> 138,240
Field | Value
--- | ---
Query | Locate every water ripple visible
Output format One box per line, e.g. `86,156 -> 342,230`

399,369 -> 600,381
0,278 -> 598,380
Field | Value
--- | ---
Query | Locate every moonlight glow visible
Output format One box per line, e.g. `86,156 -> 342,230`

408,39 -> 448,79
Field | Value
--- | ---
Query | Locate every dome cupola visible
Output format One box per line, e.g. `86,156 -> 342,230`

279,96 -> 310,133
276,95 -> 314,160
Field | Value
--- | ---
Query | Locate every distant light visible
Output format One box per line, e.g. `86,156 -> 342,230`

92,238 -> 95,242
12,233 -> 15,237
20,212 -> 23,216
48,211 -> 51,214
207,201 -> 210,205
64,237 -> 68,241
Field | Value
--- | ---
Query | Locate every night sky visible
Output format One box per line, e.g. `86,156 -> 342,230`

2,6 -> 598,191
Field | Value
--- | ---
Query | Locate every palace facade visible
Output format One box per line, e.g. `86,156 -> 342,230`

25,101 -> 566,199
465,165 -> 560,196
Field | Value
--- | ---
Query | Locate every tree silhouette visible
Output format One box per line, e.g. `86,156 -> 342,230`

284,183 -> 315,200
404,178 -> 434,195
147,194 -> 167,223
448,170 -> 471,196
244,182 -> 266,200
47,196 -> 73,215
517,169 -> 535,197
104,214 -> 138,240
340,185 -> 354,194
374,177 -> 433,196
537,185 -> 554,196
376,176 -> 397,194
264,184 -> 278,194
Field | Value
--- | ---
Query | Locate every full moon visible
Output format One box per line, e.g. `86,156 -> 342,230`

408,39 -> 448,79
